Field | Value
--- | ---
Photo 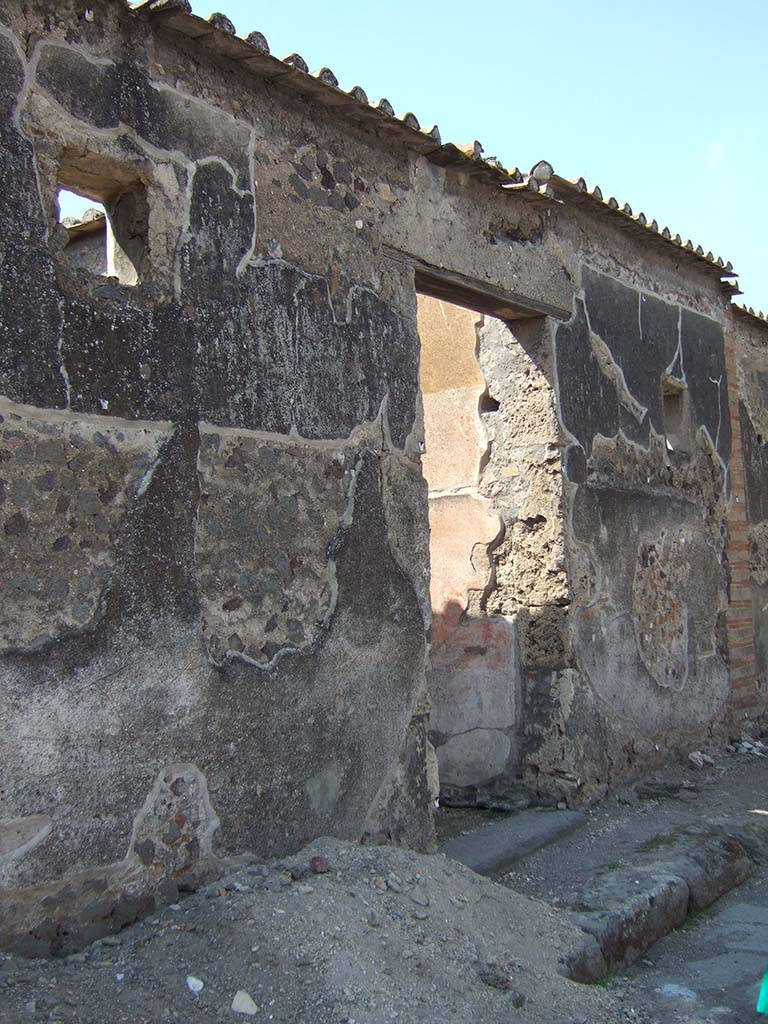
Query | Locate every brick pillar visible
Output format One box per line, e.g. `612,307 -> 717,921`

724,309 -> 759,719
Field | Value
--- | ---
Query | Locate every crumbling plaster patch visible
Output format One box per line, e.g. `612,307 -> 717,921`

633,530 -> 690,690
749,521 -> 768,587
0,397 -> 172,651
195,424 -> 369,668
0,763 -> 221,957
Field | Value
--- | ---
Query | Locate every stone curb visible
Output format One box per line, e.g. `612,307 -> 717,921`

561,814 -> 768,983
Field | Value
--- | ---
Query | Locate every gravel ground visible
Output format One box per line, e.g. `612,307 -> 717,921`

0,837 -> 628,1024
3,749 -> 766,1024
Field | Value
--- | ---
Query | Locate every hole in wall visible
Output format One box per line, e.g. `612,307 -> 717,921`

479,391 -> 501,414
56,152 -> 149,287
661,378 -> 690,454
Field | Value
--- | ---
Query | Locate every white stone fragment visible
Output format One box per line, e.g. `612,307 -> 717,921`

186,976 -> 204,994
687,751 -> 711,769
231,990 -> 259,1015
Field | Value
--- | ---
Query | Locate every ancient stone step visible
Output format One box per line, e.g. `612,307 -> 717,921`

439,809 -> 587,876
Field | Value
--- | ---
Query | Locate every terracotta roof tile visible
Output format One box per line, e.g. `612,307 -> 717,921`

734,304 -> 768,329
130,0 -> 740,287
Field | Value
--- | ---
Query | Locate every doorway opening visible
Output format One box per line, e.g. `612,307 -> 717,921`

416,285 -> 566,817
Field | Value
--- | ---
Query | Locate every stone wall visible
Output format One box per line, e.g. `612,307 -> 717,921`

0,0 -> 763,956
0,0 -> 435,956
543,262 -> 734,805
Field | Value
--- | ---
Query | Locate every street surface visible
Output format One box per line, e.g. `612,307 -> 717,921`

620,857 -> 768,1022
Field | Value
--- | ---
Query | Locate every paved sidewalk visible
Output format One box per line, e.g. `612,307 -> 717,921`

440,808 -> 586,875
439,747 -> 768,991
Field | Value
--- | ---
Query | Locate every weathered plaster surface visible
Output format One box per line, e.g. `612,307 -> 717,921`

0,0 -> 437,956
0,764 -> 220,957
538,265 -> 733,805
633,531 -> 690,689
196,425 -> 365,667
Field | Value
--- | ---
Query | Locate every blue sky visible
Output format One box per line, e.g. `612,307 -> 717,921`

67,1 -> 767,312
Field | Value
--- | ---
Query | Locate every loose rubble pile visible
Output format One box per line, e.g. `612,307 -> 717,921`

0,838 -> 627,1024
688,737 -> 767,769
728,736 -> 768,757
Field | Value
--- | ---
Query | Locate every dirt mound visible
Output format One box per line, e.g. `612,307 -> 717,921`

0,837 -> 623,1024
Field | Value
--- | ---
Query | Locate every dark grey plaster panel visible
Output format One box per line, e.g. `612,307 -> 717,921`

740,400 -> 768,524
554,298 -> 619,450
584,267 -> 673,444
194,262 -> 419,444
61,301 -> 196,422
0,37 -> 66,409
179,161 -> 255,302
639,292 -> 681,429
680,308 -> 731,463
35,46 -> 252,187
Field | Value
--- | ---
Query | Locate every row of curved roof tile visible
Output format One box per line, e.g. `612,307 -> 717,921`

735,304 -> 768,326
131,0 -> 765,323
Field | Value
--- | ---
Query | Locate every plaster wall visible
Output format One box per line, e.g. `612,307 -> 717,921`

0,0 -> 439,956
544,263 -> 734,805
